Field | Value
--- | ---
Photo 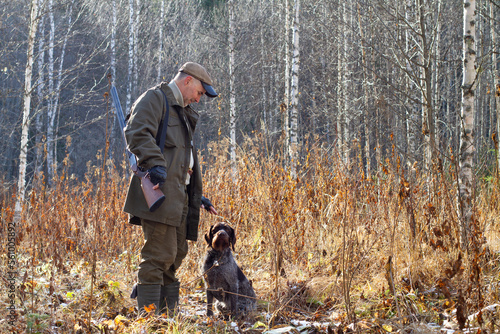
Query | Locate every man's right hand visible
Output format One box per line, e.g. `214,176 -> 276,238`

148,165 -> 167,186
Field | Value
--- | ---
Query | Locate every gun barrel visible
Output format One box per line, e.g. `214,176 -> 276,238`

110,86 -> 127,130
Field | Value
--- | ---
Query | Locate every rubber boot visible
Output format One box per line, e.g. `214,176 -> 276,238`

136,284 -> 161,315
160,281 -> 180,316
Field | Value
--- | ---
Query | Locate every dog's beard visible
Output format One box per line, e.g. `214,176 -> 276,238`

212,231 -> 230,251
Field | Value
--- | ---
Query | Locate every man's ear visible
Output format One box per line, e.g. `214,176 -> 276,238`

184,75 -> 193,86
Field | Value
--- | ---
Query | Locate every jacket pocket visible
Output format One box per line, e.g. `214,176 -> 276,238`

164,115 -> 182,148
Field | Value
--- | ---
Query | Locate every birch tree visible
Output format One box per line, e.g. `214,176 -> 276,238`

458,0 -> 477,248
133,0 -> 140,91
492,1 -> 500,175
357,5 -> 372,177
337,2 -> 347,163
125,0 -> 134,113
228,0 -> 237,177
418,0 -> 437,173
156,0 -> 165,83
46,0 -> 55,181
43,0 -> 75,183
110,0 -> 117,85
35,2 -> 45,173
15,0 -> 40,221
283,0 -> 291,162
288,0 -> 300,178
259,0 -> 269,136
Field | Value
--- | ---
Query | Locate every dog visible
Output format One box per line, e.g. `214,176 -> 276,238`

202,222 -> 256,318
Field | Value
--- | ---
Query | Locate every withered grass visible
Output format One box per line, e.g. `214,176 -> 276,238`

1,136 -> 499,333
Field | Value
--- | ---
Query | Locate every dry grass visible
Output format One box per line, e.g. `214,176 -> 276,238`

1,135 -> 500,333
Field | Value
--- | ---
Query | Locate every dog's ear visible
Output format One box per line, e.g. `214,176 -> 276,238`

205,225 -> 214,246
229,227 -> 236,251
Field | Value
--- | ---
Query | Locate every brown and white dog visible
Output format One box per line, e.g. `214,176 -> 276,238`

202,222 -> 256,318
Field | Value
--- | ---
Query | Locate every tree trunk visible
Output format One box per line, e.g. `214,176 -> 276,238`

133,0 -> 140,92
288,0 -> 300,178
126,0 -> 134,113
111,0 -> 117,85
260,0 -> 267,136
405,0 -> 417,164
35,8 -> 45,174
337,2 -> 348,164
492,1 -> 500,178
357,4 -> 371,177
52,0 -> 74,164
433,0 -> 442,156
283,0 -> 291,164
109,0 -> 118,155
418,0 -> 435,173
46,0 -> 56,183
228,0 -> 237,178
157,0 -> 164,83
458,0 -> 477,249
15,0 -> 40,221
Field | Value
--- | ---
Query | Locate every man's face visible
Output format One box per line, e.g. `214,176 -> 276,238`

183,76 -> 206,106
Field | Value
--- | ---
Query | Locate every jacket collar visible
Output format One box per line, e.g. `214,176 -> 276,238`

158,81 -> 200,131
168,81 -> 184,107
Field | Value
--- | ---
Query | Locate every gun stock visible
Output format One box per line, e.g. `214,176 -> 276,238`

111,86 -> 165,212
138,169 -> 166,212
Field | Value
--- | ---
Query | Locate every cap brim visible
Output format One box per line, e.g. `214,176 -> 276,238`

202,82 -> 218,98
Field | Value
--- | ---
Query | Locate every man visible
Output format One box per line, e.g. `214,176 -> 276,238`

123,62 -> 218,315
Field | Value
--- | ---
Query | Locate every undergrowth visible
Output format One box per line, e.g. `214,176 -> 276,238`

1,135 -> 500,333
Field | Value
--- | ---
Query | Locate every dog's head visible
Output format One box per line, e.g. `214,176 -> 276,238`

205,222 -> 236,252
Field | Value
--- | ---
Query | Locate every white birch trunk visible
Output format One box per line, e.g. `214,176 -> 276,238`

357,6 -> 371,177
418,0 -> 435,173
111,0 -> 117,85
433,0 -> 442,152
52,0 -> 74,158
458,0 -> 477,248
35,8 -> 45,173
492,1 -> 500,175
109,0 -> 118,156
228,0 -> 237,178
283,0 -> 290,162
157,0 -> 165,83
133,0 -> 140,91
288,0 -> 300,178
405,0 -> 416,164
45,0 -> 74,182
15,0 -> 40,221
126,0 -> 134,113
343,3 -> 351,165
260,0 -> 267,135
337,3 -> 346,162
46,0 -> 56,183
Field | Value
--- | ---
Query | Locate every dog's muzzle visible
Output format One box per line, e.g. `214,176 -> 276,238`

212,230 -> 230,251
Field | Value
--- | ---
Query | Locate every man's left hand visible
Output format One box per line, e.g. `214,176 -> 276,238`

201,196 -> 218,215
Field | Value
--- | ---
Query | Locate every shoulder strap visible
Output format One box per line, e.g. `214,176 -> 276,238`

156,89 -> 170,153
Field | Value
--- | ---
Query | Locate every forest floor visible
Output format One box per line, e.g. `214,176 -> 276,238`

2,237 -> 498,334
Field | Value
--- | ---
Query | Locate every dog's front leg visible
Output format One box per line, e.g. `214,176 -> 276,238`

206,289 -> 214,317
229,289 -> 238,318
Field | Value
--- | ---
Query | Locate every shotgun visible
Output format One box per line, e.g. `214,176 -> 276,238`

110,86 -> 165,212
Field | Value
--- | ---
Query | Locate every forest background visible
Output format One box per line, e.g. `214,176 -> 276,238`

1,0 -> 500,332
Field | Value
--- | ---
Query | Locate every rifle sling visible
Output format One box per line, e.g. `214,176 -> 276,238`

156,89 -> 170,153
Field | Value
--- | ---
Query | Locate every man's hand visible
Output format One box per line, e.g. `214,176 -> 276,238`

201,196 -> 217,215
148,165 -> 167,186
